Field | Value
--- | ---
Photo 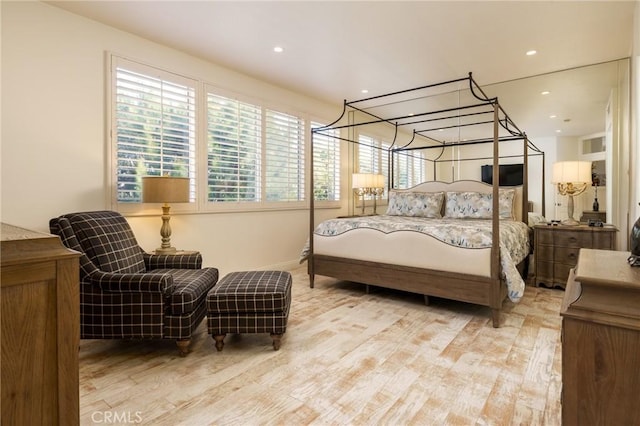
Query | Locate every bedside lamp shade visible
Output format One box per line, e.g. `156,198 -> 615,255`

142,176 -> 190,204
551,161 -> 592,185
142,176 -> 190,253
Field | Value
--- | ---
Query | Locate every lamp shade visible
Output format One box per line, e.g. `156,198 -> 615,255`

551,161 -> 592,184
373,174 -> 385,189
142,176 -> 190,203
352,173 -> 384,189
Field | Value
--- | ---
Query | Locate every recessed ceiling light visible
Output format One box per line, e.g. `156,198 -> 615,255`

541,91 -> 550,95
549,115 -> 557,119
526,50 -> 537,56
273,46 -> 284,53
556,129 -> 562,133
361,89 -> 369,94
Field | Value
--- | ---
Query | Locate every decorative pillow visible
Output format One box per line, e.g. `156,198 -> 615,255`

445,189 -> 515,219
385,191 -> 444,218
499,188 -> 516,220
528,212 -> 547,227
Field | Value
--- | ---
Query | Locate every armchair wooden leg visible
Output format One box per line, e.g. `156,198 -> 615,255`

213,334 -> 226,351
176,339 -> 191,357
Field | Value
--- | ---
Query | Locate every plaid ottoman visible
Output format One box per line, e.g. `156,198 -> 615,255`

206,270 -> 292,351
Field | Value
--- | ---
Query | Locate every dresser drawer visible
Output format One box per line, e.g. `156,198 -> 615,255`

554,231 -> 592,248
536,260 -> 554,280
592,232 -> 614,249
537,229 -> 554,245
554,246 -> 580,266
553,263 -> 573,284
536,246 -> 555,262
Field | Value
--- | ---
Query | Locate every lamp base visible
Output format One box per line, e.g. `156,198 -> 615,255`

155,246 -> 177,254
561,218 -> 580,226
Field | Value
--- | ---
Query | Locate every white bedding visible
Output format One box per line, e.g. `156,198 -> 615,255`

301,215 -> 530,302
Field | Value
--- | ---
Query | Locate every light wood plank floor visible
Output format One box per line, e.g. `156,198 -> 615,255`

79,267 -> 564,425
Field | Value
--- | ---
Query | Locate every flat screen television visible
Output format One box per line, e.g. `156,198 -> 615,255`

481,164 -> 524,187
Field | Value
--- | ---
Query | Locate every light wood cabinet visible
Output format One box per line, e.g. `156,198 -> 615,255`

561,249 -> 640,425
1,223 -> 80,426
533,224 -> 616,288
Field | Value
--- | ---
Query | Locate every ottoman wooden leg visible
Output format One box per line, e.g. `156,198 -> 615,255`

176,339 -> 191,357
213,334 -> 226,351
270,333 -> 283,351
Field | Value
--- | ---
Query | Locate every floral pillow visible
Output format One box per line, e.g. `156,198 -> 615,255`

445,189 -> 515,219
386,191 -> 444,218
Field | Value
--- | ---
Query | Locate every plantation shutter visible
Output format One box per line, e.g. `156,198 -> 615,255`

312,123 -> 340,201
395,151 -> 410,188
113,59 -> 196,203
358,135 -> 375,174
265,109 -> 305,202
207,93 -> 262,202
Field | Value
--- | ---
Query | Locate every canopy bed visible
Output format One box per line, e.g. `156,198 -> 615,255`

306,73 -> 544,327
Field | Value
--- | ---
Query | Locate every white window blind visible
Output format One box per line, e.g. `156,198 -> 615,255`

113,60 -> 196,203
394,150 -> 424,188
358,135 -> 389,195
312,123 -> 340,202
265,109 -> 305,202
207,93 -> 262,202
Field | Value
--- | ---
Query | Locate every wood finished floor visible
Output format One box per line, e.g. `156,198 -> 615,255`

79,267 -> 564,425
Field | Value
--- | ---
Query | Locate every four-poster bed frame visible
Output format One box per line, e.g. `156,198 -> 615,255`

308,73 -> 544,327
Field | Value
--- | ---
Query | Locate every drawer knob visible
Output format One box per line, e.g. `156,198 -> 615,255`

568,253 -> 576,260
569,237 -> 577,243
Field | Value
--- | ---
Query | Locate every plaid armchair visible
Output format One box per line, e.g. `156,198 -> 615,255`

49,210 -> 218,355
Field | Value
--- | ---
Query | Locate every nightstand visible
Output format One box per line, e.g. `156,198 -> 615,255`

533,224 -> 617,288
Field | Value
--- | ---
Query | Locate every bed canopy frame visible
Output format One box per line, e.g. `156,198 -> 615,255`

309,73 -> 545,327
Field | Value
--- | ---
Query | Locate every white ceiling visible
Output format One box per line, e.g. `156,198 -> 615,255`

48,1 -> 635,140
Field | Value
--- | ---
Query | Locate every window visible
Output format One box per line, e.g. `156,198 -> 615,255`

111,56 -> 318,212
112,58 -> 196,203
265,109 -> 305,202
312,123 -> 340,202
206,93 -> 261,203
394,150 -> 425,188
358,134 -> 389,195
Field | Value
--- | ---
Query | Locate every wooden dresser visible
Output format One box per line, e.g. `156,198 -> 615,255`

561,249 -> 640,425
533,224 -> 616,288
1,223 -> 80,426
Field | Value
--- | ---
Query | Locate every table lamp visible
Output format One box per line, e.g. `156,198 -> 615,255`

551,161 -> 591,225
352,173 -> 385,215
142,176 -> 190,253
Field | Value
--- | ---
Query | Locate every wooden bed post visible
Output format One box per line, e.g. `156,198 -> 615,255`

309,128 -> 315,288
491,102 -> 501,328
523,136 -> 529,220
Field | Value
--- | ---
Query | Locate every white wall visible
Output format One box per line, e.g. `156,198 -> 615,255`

1,2 -> 343,275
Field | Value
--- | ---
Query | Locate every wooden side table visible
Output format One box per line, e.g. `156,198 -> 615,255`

533,224 -> 616,288
561,249 -> 640,424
